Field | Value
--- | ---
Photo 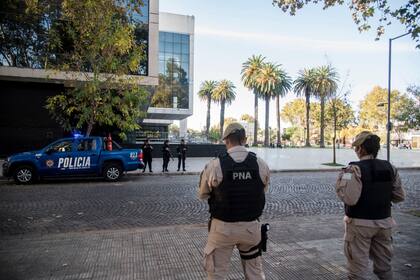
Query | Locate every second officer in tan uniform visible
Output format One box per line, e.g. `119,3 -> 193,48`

199,122 -> 270,280
336,131 -> 405,280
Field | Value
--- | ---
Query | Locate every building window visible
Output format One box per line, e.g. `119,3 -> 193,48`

151,31 -> 190,109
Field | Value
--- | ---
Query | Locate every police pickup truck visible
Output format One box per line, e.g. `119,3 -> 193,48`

2,136 -> 144,184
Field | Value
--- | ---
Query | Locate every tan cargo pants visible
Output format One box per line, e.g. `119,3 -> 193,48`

344,220 -> 394,280
203,218 -> 265,280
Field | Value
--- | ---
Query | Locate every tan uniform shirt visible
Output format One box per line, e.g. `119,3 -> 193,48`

336,155 -> 405,228
198,145 -> 270,200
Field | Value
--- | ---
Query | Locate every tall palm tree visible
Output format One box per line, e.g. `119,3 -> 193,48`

213,80 -> 236,140
197,80 -> 217,138
241,55 -> 265,146
313,65 -> 339,148
294,68 -> 316,147
273,68 -> 292,147
255,62 -> 281,147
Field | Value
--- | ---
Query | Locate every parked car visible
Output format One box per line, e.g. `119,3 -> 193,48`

2,136 -> 144,184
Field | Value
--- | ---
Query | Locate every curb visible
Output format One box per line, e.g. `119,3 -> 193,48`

1,167 -> 419,181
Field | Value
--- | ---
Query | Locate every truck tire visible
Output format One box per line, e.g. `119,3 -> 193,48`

13,165 -> 36,185
103,162 -> 123,181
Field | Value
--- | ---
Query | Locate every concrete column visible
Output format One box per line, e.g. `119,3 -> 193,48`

180,119 -> 188,139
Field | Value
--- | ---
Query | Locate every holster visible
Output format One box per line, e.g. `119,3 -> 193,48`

208,218 -> 212,232
260,223 -> 270,252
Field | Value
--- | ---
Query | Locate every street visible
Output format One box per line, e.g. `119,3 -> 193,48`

1,171 -> 420,279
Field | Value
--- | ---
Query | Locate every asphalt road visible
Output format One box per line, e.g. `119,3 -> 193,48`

1,170 -> 419,235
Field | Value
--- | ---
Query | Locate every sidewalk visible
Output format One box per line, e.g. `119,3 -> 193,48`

1,148 -> 420,178
1,212 -> 419,279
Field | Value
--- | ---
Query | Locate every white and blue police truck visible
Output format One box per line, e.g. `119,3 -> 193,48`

2,136 -> 144,184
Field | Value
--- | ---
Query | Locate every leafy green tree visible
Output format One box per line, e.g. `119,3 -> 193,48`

198,80 -> 218,138
240,114 -> 255,123
313,65 -> 339,148
282,126 -> 302,146
359,86 -> 405,130
281,99 -> 307,127
294,68 -> 316,147
224,117 -> 238,127
406,85 -> 420,129
326,92 -> 355,164
272,0 -> 420,48
241,55 -> 265,146
28,0 -> 149,138
209,124 -> 221,143
213,80 -> 236,140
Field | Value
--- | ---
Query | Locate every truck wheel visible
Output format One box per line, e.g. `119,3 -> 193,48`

13,165 -> 35,184
103,163 -> 123,181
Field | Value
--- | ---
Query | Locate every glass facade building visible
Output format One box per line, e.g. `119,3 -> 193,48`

151,32 -> 190,109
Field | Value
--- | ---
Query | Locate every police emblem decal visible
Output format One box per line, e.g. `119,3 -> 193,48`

46,160 -> 54,168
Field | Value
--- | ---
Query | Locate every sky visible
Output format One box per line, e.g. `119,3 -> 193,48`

160,0 -> 420,130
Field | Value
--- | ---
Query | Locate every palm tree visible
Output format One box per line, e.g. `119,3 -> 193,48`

213,80 -> 236,140
241,55 -> 265,146
294,68 -> 316,147
255,62 -> 282,147
313,65 -> 339,148
273,68 -> 292,147
197,80 -> 217,138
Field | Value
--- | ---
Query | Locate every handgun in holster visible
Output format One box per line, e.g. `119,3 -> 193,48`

260,223 -> 270,252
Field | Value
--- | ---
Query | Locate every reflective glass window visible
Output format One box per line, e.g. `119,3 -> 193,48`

153,32 -> 190,109
174,43 -> 182,54
173,33 -> 182,43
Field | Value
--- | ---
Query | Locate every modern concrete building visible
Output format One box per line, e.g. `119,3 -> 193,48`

0,0 -> 194,155
139,12 -> 195,142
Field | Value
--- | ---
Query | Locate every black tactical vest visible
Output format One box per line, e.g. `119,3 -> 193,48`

208,152 -> 266,222
345,159 -> 394,220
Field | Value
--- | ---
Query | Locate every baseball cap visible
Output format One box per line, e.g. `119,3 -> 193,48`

352,131 -> 375,147
222,122 -> 245,140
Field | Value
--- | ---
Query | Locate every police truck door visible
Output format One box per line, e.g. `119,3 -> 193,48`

38,139 -> 73,176
71,138 -> 100,175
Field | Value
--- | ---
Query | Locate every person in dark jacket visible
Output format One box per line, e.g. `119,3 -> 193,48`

142,139 -> 153,173
176,139 -> 188,171
162,140 -> 172,172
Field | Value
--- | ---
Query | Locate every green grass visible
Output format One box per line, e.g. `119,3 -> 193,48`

322,162 -> 345,167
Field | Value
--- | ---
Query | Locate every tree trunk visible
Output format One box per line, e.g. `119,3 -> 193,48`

276,95 -> 281,147
320,96 -> 325,148
253,92 -> 258,146
219,99 -> 225,142
305,92 -> 311,147
333,106 -> 337,164
86,122 -> 93,137
206,95 -> 211,138
264,97 -> 270,147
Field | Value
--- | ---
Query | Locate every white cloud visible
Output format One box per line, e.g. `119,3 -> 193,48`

196,27 -> 415,53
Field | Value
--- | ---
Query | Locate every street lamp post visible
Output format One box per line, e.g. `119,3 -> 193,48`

387,32 -> 410,161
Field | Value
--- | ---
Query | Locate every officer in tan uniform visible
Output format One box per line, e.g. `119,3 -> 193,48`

336,131 -> 405,280
198,122 -> 270,280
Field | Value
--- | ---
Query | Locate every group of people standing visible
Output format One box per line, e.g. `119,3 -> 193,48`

141,139 -> 188,173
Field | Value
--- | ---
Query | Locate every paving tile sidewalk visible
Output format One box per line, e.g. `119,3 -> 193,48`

1,212 -> 419,280
2,148 -> 420,179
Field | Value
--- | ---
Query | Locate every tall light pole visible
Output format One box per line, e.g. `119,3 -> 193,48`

387,32 -> 410,161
